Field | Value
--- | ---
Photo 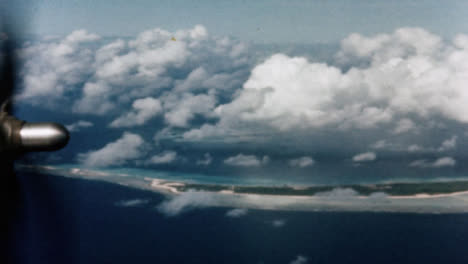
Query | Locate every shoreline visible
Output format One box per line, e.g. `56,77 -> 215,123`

17,164 -> 468,214
20,164 -> 468,198
146,177 -> 468,199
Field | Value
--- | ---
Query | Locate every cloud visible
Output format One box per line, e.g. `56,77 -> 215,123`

65,29 -> 100,43
289,156 -> 315,168
432,157 -> 456,167
65,120 -> 93,132
20,25 -> 249,122
271,219 -> 286,228
372,136 -> 458,153
115,199 -> 149,207
408,144 -> 423,152
371,140 -> 388,149
196,153 -> 212,165
16,26 -> 468,172
289,255 -> 308,264
72,82 -> 115,114
157,191 -> 218,216
392,118 -> 416,134
226,208 -> 248,218
438,136 -> 457,151
183,28 -> 468,146
78,132 -> 145,167
409,157 -> 456,168
18,29 -> 99,103
148,151 -> 177,164
163,93 -> 216,127
224,154 -> 269,167
110,97 -> 162,127
352,152 -> 376,162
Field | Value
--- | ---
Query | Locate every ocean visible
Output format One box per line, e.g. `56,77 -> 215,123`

8,171 -> 468,264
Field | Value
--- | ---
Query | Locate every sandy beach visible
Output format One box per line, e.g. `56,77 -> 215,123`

19,164 -> 468,214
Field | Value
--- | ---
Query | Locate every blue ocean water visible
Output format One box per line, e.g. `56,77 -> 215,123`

8,171 -> 468,264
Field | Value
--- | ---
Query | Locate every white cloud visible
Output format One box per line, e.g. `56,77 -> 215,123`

110,97 -> 162,127
226,208 -> 248,218
409,157 -> 456,168
19,30 -> 99,102
371,136 -> 458,153
78,132 -> 145,167
17,26 -> 468,168
392,118 -> 416,134
184,28 -> 468,144
157,191 -> 218,216
196,153 -> 212,165
64,29 -> 100,43
289,255 -> 308,264
432,157 -> 456,167
352,152 -> 376,162
289,156 -> 315,168
224,154 -> 269,167
65,120 -> 93,132
19,25 -> 249,128
370,137 -> 459,154
72,82 -> 115,114
438,136 -> 457,151
148,151 -> 177,164
163,93 -> 216,127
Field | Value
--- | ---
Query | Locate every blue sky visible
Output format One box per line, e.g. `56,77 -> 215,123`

22,0 -> 468,43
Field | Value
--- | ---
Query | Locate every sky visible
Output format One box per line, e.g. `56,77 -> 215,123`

7,0 -> 468,184
14,0 -> 468,43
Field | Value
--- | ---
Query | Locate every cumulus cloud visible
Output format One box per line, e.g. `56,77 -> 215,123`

20,25 -> 249,121
409,157 -> 456,168
148,151 -> 177,164
352,152 -> 376,162
17,26 -> 468,171
183,28 -> 468,146
226,208 -> 248,218
65,120 -> 93,132
224,154 -> 269,167
289,255 -> 308,264
289,156 -> 315,168
196,153 -> 213,165
18,30 -> 99,103
110,97 -> 162,127
163,93 -> 216,127
78,132 -> 145,167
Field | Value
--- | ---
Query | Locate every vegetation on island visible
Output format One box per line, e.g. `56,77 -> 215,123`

175,181 -> 468,196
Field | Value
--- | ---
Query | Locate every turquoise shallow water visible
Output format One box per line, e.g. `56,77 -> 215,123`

52,164 -> 286,186
50,163 -> 468,187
